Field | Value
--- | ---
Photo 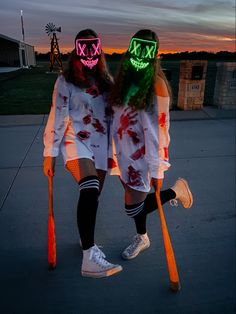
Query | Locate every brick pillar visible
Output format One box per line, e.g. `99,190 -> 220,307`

177,60 -> 208,110
213,62 -> 236,109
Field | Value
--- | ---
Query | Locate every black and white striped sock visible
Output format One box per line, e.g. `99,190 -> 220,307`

125,202 -> 144,218
79,176 -> 100,191
77,176 -> 100,250
131,189 -> 176,235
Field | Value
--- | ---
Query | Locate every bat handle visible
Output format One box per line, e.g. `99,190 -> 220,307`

156,188 -> 181,292
47,175 -> 56,270
48,175 -> 53,215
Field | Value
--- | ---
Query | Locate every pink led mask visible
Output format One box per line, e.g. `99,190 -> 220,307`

75,38 -> 101,69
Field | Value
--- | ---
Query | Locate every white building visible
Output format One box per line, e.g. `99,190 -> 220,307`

0,34 -> 36,68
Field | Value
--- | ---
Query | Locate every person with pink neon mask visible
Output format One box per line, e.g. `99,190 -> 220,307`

75,36 -> 101,69
43,29 -> 122,278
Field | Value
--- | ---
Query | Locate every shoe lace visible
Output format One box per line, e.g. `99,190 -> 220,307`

89,245 -> 110,267
126,235 -> 142,254
170,199 -> 178,207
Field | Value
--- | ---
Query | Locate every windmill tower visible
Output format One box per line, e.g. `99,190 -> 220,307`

45,23 -> 63,72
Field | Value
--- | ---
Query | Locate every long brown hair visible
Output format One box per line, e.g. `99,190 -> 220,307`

63,29 -> 113,92
109,29 -> 172,111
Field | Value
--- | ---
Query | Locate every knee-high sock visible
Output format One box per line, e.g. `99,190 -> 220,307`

134,189 -> 176,235
143,189 -> 176,214
77,176 -> 100,250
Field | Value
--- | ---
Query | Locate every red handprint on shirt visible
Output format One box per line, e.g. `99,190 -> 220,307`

163,147 -> 169,161
83,114 -> 92,124
77,131 -> 90,140
159,112 -> 166,128
127,165 -> 142,187
92,118 -> 106,134
130,145 -> 145,161
108,158 -> 117,169
86,85 -> 101,98
117,108 -> 138,140
127,130 -> 140,144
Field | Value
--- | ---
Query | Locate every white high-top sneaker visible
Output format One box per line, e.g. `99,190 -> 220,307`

121,233 -> 150,260
171,178 -> 193,208
81,245 -> 122,278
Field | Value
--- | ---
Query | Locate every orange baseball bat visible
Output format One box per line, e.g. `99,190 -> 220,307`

48,175 -> 56,270
155,188 -> 180,291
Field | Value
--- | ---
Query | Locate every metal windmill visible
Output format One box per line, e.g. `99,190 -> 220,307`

45,22 -> 63,72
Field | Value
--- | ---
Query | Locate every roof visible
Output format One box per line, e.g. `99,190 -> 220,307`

0,33 -> 34,48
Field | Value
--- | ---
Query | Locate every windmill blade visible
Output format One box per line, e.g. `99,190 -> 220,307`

45,22 -> 56,35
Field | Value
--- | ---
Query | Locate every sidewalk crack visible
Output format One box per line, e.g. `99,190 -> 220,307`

0,119 -> 45,211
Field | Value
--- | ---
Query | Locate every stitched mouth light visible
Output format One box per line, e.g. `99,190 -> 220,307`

128,37 -> 158,71
75,37 -> 101,69
130,58 -> 149,70
81,59 -> 99,69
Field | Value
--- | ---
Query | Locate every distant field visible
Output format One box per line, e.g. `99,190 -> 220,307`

0,62 -> 57,115
0,60 -> 218,115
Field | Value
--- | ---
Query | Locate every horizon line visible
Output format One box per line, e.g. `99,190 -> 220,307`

35,49 -> 236,55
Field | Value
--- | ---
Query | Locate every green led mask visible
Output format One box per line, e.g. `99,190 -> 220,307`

128,37 -> 158,71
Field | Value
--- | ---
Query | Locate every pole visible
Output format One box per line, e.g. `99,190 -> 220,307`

20,10 -> 25,42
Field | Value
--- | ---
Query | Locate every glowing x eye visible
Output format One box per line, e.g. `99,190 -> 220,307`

128,38 -> 157,60
129,42 -> 141,56
77,43 -> 86,56
76,38 -> 101,57
145,46 -> 155,58
92,43 -> 100,55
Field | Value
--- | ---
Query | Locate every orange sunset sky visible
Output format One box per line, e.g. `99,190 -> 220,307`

0,0 -> 235,54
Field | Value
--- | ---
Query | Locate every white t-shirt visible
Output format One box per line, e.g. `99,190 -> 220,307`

43,75 -> 109,171
109,95 -> 171,192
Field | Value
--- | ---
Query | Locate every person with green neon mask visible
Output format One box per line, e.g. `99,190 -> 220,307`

108,29 -> 193,260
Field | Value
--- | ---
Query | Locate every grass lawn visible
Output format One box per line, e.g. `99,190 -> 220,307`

0,63 -> 58,115
0,60 -> 217,115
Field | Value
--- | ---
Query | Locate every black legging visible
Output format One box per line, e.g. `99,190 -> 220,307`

134,188 -> 176,234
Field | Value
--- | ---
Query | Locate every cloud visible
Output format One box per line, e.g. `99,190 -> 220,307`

135,0 -> 234,14
0,0 -> 234,52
